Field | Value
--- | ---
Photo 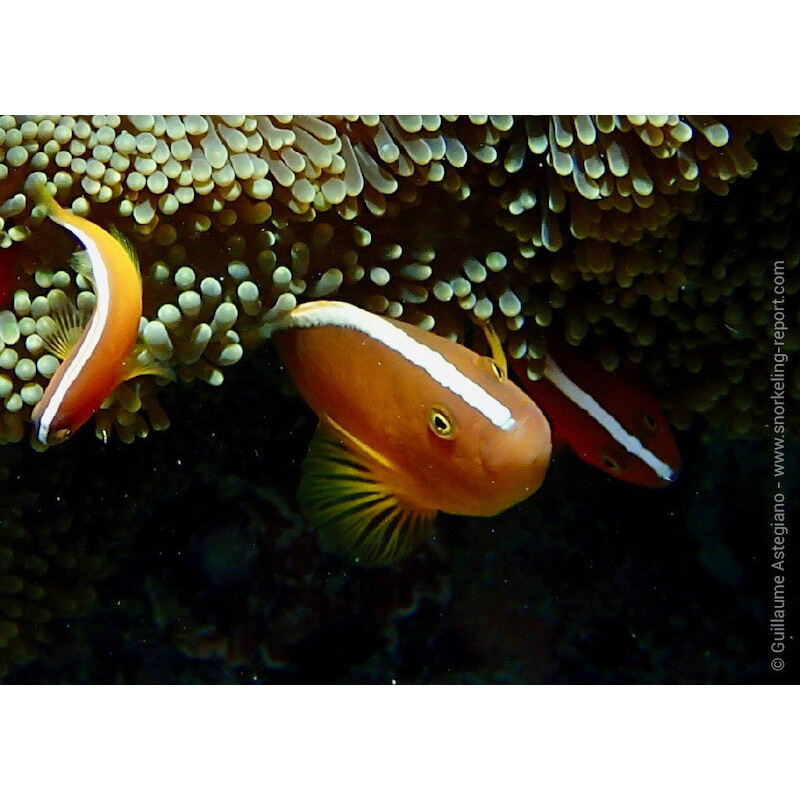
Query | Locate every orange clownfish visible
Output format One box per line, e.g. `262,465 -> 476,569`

510,340 -> 680,488
267,300 -> 552,566
30,189 -> 158,446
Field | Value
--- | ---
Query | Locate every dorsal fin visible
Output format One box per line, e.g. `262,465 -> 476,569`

476,317 -> 508,379
110,226 -> 141,279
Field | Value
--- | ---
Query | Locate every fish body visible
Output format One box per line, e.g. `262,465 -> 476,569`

30,190 -> 143,446
270,301 -> 552,564
510,340 -> 680,488
0,245 -> 19,308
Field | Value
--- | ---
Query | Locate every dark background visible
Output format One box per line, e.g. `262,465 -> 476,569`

3,346 -> 797,684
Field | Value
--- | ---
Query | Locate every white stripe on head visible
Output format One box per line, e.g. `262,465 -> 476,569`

543,355 -> 676,482
36,219 -> 111,444
275,302 -> 517,431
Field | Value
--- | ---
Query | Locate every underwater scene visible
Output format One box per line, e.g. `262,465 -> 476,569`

0,115 -> 796,683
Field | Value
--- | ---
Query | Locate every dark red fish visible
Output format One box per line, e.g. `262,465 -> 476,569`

510,339 -> 680,488
0,245 -> 19,309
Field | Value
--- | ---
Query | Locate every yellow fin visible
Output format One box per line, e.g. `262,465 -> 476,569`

477,317 -> 508,379
40,292 -> 86,361
109,226 -> 141,278
119,344 -> 175,384
69,249 -> 94,282
298,419 -> 436,567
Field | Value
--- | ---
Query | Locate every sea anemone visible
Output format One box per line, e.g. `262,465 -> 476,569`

0,115 -> 797,446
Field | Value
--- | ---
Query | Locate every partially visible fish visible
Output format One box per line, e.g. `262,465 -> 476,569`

510,339 -> 680,488
0,244 -> 19,309
30,187 -> 168,446
267,300 -> 552,566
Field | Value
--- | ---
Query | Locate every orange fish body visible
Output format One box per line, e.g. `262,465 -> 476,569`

270,301 -> 552,564
510,339 -> 680,488
30,190 -> 143,446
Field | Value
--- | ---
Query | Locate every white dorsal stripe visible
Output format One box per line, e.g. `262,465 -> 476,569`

542,355 -> 676,482
273,302 -> 517,431
37,219 -> 111,444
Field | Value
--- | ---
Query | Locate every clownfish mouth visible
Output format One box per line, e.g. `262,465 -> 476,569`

476,409 -> 552,512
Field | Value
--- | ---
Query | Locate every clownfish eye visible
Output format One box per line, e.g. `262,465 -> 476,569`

428,406 -> 456,439
642,412 -> 657,432
601,453 -> 623,473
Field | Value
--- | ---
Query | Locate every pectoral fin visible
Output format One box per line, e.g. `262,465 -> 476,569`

69,250 -> 94,283
298,418 -> 436,567
39,290 -> 86,361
